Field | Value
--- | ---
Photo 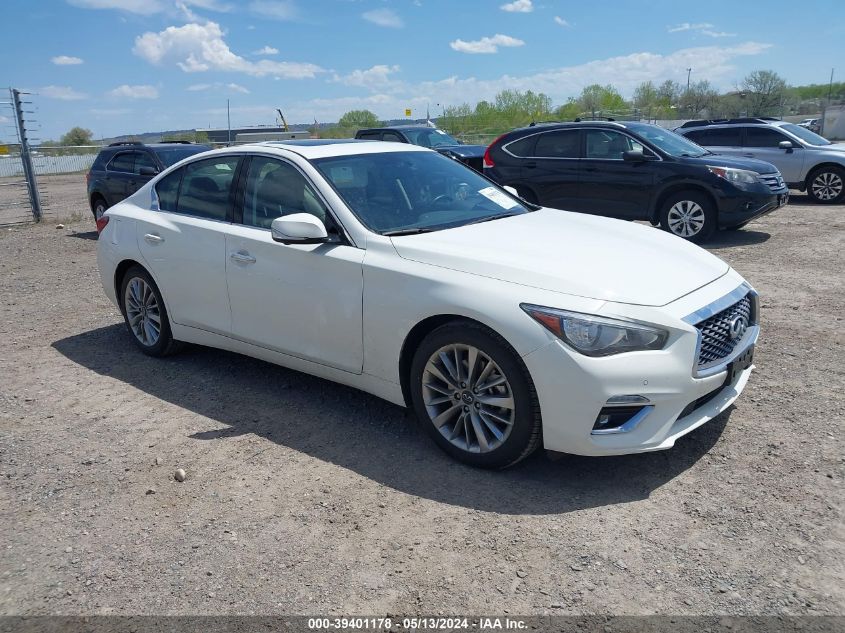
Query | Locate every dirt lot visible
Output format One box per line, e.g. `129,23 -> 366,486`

0,193 -> 843,617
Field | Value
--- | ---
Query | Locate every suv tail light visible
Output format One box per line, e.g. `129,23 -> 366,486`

95,215 -> 109,234
85,172 -> 91,185
483,134 -> 507,168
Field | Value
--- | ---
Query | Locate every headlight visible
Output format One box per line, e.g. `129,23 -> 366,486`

521,304 -> 669,357
707,165 -> 761,187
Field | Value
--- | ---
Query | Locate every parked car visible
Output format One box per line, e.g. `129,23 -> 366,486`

355,125 -> 485,171
676,118 -> 845,204
483,121 -> 788,243
97,139 -> 759,468
87,140 -> 212,222
797,118 -> 821,134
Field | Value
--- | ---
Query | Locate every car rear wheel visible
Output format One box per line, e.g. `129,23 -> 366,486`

92,197 -> 107,220
659,191 -> 716,243
807,166 -> 845,204
409,322 -> 541,469
120,266 -> 181,357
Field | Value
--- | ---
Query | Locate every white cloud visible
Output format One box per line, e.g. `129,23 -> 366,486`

40,85 -> 88,100
181,0 -> 232,10
51,55 -> 84,65
67,0 -> 166,14
362,8 -> 403,28
450,34 -> 524,54
253,45 -> 279,55
332,65 -> 401,89
249,0 -> 297,20
500,0 -> 533,13
553,16 -> 570,27
668,22 -> 713,33
187,82 -> 250,93
133,21 -> 323,78
108,84 -> 159,99
701,29 -> 736,38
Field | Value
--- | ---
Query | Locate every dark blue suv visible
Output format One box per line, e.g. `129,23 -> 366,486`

483,121 -> 789,242
87,141 -> 211,221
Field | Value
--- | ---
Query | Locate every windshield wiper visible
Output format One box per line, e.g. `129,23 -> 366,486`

466,212 -> 521,226
383,227 -> 436,236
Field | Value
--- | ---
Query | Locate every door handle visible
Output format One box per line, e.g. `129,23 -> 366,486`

230,251 -> 256,264
144,233 -> 164,244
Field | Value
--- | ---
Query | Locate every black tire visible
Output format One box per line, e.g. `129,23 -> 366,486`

92,196 -> 108,220
409,321 -> 541,469
119,266 -> 181,357
659,190 -> 716,244
806,166 -> 845,204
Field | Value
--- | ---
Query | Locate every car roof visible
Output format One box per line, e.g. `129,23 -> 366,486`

510,121 -> 629,134
233,139 -> 431,159
361,125 -> 435,131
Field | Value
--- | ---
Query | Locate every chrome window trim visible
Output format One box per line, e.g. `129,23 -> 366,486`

591,405 -> 653,435
582,128 -> 662,162
502,126 -> 663,162
683,283 -> 760,378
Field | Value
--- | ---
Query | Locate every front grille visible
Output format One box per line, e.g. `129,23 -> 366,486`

760,172 -> 786,192
695,294 -> 753,367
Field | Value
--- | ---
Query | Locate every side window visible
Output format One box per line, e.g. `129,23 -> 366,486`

585,130 -> 639,160
155,169 -> 182,212
357,131 -> 381,141
382,131 -> 405,143
691,128 -> 742,146
745,127 -> 790,148
534,130 -> 580,158
504,135 -> 536,157
134,152 -> 158,175
242,157 -> 328,229
176,156 -> 239,221
108,152 -> 135,173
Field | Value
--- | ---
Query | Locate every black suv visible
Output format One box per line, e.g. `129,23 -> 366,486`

483,121 -> 789,242
354,125 -> 485,171
87,141 -> 211,220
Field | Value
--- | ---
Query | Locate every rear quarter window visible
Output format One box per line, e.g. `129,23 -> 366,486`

155,169 -> 182,212
504,135 -> 536,157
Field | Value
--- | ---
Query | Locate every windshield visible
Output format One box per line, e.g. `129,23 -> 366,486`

403,128 -> 461,148
781,123 -> 831,146
312,151 -> 531,235
626,123 -> 709,157
154,146 -> 210,167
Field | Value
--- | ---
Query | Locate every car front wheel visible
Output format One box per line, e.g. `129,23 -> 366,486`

807,166 -> 845,204
120,266 -> 181,357
659,191 -> 716,243
409,322 -> 541,469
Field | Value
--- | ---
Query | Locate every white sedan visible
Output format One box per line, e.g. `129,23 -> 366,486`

96,140 -> 759,468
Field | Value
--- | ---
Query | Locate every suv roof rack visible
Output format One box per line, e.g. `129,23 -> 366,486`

107,141 -> 143,147
574,116 -> 617,122
679,117 -> 780,129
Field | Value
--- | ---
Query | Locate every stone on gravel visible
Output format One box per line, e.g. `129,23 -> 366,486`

174,469 -> 186,482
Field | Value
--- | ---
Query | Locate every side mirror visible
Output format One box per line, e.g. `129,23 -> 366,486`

778,140 -> 794,152
622,150 -> 647,162
139,166 -> 158,176
271,214 -> 329,245
503,185 -> 518,196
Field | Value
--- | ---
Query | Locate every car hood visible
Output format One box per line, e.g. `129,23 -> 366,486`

434,144 -> 486,159
814,142 -> 845,154
390,209 -> 730,307
683,153 -> 780,174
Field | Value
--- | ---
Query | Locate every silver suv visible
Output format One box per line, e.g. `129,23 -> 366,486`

676,118 -> 845,204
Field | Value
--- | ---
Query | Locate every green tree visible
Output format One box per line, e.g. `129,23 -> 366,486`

680,80 -> 720,117
741,70 -> 788,116
578,84 -> 626,117
337,109 -> 381,129
59,126 -> 94,146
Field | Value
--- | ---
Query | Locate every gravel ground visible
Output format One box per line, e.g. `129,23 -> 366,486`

0,193 -> 843,617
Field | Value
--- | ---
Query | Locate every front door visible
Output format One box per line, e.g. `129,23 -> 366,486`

742,127 -> 805,182
577,129 -> 655,219
225,156 -> 365,374
137,154 -> 241,335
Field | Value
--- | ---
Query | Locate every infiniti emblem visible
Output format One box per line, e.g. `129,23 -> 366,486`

728,315 -> 748,340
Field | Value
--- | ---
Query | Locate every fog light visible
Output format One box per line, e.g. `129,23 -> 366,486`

591,405 -> 653,435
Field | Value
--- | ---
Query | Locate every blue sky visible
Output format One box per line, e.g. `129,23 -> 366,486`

2,0 -> 843,141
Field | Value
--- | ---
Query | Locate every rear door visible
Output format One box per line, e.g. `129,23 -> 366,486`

519,129 -> 581,210
128,151 -> 159,196
104,152 -> 135,204
137,154 -> 242,335
683,127 -> 744,159
742,127 -> 804,181
577,129 -> 655,219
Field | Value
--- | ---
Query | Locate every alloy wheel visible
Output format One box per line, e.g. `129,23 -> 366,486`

811,171 -> 843,201
94,202 -> 106,219
124,277 -> 161,347
667,200 -> 705,237
421,344 -> 515,453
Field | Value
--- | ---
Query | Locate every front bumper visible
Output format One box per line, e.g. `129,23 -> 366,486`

717,189 -> 788,228
524,276 -> 758,456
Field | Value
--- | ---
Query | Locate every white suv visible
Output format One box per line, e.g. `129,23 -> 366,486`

677,118 -> 845,204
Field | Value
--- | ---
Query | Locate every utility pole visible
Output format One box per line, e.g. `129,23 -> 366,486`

226,99 -> 231,146
11,88 -> 41,221
686,68 -> 692,92
828,68 -> 835,101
